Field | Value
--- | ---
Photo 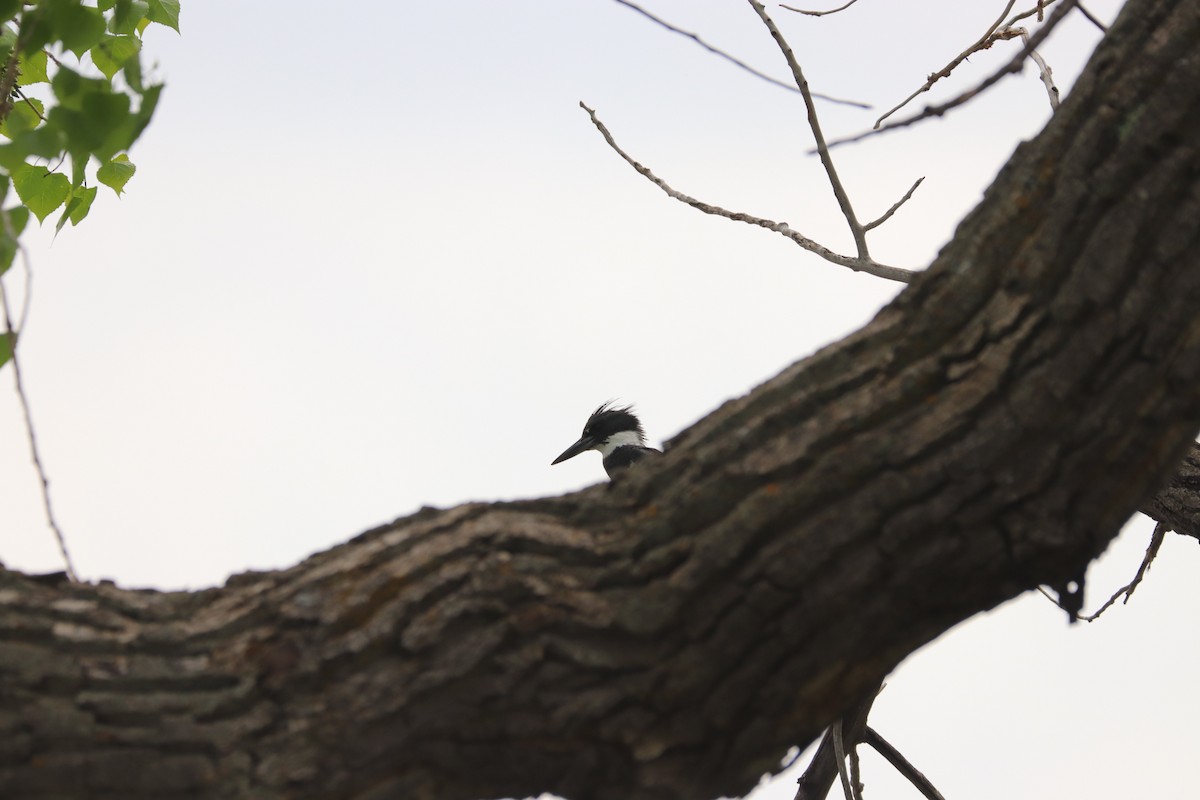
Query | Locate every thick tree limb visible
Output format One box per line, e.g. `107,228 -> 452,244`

1,1 -> 1199,799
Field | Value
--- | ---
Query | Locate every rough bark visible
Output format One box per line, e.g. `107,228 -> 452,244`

3,0 -> 1200,798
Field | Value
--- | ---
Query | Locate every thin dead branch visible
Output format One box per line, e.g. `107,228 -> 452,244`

1017,27 -> 1060,108
864,176 -> 924,231
1076,3 -> 1108,31
831,719 -> 862,800
612,0 -> 870,108
795,690 -> 881,800
822,0 -> 1078,150
1080,521 -> 1168,621
875,0 -> 1019,129
781,0 -> 861,16
747,0 -> 869,260
863,727 -> 948,800
0,227 -> 78,582
580,102 -> 915,283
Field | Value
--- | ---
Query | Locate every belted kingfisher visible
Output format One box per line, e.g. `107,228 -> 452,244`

552,403 -> 661,478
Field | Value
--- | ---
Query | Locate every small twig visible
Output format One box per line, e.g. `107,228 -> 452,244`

748,0 -> 869,260
580,102 -> 915,283
863,727 -> 947,800
14,87 -> 46,122
864,177 -> 924,232
611,0 -> 870,108
0,219 -> 79,582
875,0 -> 1018,129
795,684 -> 885,800
1016,27 -> 1060,109
1075,2 -> 1108,32
1004,0 -> 1067,28
780,0 -> 860,16
1079,522 -> 1168,622
822,0 -> 1077,150
831,719 -> 861,800
847,741 -> 864,799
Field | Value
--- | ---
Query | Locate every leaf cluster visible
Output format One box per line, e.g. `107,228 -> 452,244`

0,0 -> 176,367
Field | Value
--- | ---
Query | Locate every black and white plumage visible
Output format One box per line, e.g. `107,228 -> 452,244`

551,403 -> 661,478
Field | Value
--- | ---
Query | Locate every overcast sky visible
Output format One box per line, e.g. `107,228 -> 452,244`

2,1 -> 1194,799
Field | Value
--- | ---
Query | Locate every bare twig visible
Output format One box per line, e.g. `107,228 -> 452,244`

0,219 -> 79,582
580,102 -> 915,283
612,0 -> 870,108
1076,3 -> 1108,32
822,0 -> 1078,150
14,87 -> 46,122
864,176 -> 924,231
875,0 -> 1018,129
848,743 -> 863,800
831,719 -> 862,800
781,0 -> 860,16
1080,522 -> 1168,622
863,727 -> 947,800
747,0 -> 870,260
795,685 -> 884,800
1005,0 -> 1067,27
1016,27 -> 1060,109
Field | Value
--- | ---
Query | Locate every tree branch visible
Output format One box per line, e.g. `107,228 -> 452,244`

2,3 -> 1199,799
612,0 -> 870,108
864,176 -> 924,232
748,0 -> 870,259
862,727 -> 947,800
780,0 -> 861,17
580,102 -> 916,283
0,215 -> 77,582
874,0 -> 1019,129
825,0 -> 1078,150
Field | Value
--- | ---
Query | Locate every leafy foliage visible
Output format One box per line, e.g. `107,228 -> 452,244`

0,0 -> 175,368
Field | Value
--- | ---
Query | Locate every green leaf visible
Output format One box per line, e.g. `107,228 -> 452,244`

0,329 -> 13,368
55,184 -> 97,232
98,0 -> 118,12
0,0 -> 21,21
0,97 -> 44,138
110,0 -> 149,35
8,204 -> 29,235
12,163 -> 71,222
97,153 -> 135,195
91,34 -> 141,80
68,185 -> 96,223
48,2 -> 108,58
49,90 -> 133,162
51,65 -> 111,111
147,0 -> 180,33
0,204 -> 29,274
70,152 -> 86,188
18,49 -> 49,85
123,48 -> 144,92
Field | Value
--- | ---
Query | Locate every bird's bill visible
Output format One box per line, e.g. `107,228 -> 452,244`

552,435 -> 596,465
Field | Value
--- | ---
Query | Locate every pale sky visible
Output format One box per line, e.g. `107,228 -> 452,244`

2,2 -> 1194,799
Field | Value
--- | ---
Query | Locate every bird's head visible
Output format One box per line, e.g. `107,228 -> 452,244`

552,402 -> 647,466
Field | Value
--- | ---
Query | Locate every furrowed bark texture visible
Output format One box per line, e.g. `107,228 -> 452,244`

3,0 -> 1200,798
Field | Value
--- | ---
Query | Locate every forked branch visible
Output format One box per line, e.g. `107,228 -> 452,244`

613,0 -> 870,108
580,102 -> 915,283
747,0 -> 869,259
824,0 -> 1078,150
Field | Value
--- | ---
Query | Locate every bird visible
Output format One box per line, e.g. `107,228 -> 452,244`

551,402 -> 661,478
